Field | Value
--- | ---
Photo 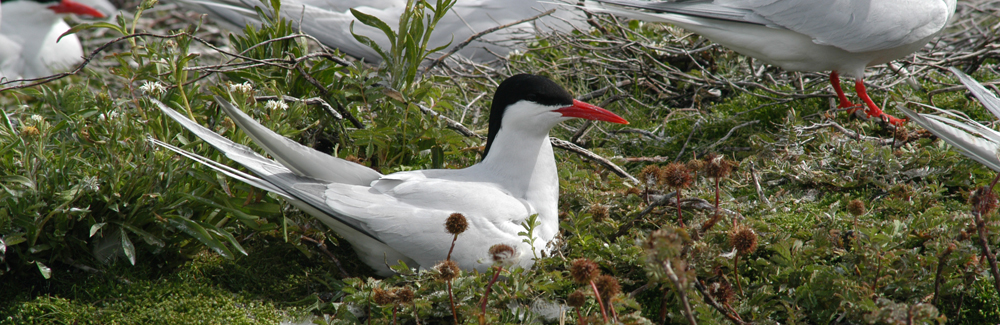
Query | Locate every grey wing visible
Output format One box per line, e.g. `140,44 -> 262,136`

721,0 -> 955,52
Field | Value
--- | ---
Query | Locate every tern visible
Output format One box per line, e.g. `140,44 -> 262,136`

151,74 -> 629,276
171,0 -> 585,63
589,0 -> 957,126
899,67 -> 1000,172
0,0 -> 110,80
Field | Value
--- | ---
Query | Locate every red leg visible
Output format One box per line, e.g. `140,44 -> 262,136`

854,79 -> 906,126
830,71 -> 859,112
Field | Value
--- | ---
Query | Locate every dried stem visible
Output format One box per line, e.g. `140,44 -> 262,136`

662,260 -> 697,325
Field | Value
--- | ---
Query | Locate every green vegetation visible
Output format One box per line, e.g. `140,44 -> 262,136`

1,0 -> 999,323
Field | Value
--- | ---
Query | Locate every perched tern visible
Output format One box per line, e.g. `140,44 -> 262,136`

589,0 -> 958,126
152,74 -> 629,276
0,0 -> 109,80
171,0 -> 585,63
899,67 -> 1000,172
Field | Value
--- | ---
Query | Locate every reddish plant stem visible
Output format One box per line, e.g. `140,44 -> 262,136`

590,281 -> 609,322
931,245 -> 954,307
575,308 -> 584,325
392,305 -> 398,325
447,234 -> 458,260
734,253 -> 744,296
973,211 -> 1000,296
480,266 -> 503,314
448,281 -> 459,324
676,188 -> 685,228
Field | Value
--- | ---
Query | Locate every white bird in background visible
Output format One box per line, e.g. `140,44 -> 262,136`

0,0 -> 113,80
170,0 -> 586,63
899,67 -> 1000,172
151,74 -> 629,276
589,0 -> 958,126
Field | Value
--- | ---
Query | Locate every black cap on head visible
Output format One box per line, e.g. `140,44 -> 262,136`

482,74 -> 574,159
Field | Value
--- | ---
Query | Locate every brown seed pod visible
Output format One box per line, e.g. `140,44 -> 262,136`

569,258 -> 600,284
686,158 -> 705,173
708,280 -> 734,305
704,153 -> 734,180
624,187 -> 642,197
445,213 -> 469,235
848,199 -> 866,217
589,204 -> 610,222
729,226 -> 759,255
639,165 -> 661,186
970,187 -> 999,216
660,162 -> 693,189
567,290 -> 587,308
395,287 -> 415,304
593,275 -> 621,304
894,126 -> 909,142
372,287 -> 396,305
435,260 -> 461,281
488,244 -> 516,265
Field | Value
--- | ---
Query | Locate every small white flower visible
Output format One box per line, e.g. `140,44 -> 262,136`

30,115 -> 43,123
140,81 -> 166,96
98,110 -> 120,122
264,100 -> 288,111
229,81 -> 253,94
81,176 -> 100,192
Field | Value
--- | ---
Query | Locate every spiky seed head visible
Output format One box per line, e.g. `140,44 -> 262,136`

729,226 -> 759,255
970,187 -> 999,216
704,153 -> 734,179
372,288 -> 396,305
686,158 -> 705,173
569,258 -> 600,284
567,290 -> 587,308
435,260 -> 460,281
395,287 -> 414,304
589,204 -> 609,222
708,281 -> 734,305
639,165 -> 661,186
594,275 -> 621,303
660,163 -> 693,189
488,244 -> 517,265
445,213 -> 468,235
894,126 -> 909,142
848,199 -> 866,216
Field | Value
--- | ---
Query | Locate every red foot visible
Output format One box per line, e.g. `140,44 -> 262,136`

853,79 -> 907,127
829,72 -> 907,126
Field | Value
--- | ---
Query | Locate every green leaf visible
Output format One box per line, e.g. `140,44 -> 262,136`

120,228 -> 136,265
36,261 -> 51,279
350,9 -> 396,46
168,215 -> 235,259
89,222 -> 106,237
59,22 -> 124,41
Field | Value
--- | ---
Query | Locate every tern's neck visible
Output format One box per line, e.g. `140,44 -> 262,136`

475,127 -> 559,200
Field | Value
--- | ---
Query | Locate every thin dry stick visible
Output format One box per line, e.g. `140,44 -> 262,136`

663,260 -> 697,325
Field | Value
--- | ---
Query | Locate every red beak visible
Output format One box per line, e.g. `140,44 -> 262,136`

554,99 -> 629,124
48,0 -> 106,18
